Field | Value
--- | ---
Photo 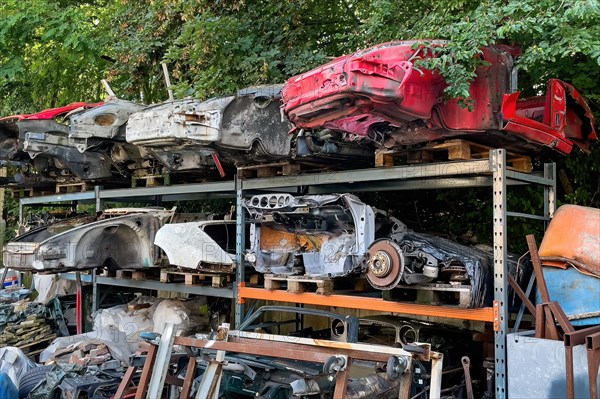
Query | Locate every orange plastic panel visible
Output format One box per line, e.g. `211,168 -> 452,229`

539,205 -> 600,274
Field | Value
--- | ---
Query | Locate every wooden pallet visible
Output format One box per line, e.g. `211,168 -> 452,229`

238,161 -> 303,178
160,269 -> 230,287
11,188 -> 53,199
56,182 -> 90,194
264,274 -> 334,295
385,283 -> 472,308
132,173 -> 170,188
115,269 -> 159,281
376,139 -> 533,173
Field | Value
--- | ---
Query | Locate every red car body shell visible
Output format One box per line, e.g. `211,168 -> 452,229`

282,41 -> 596,154
0,102 -> 103,123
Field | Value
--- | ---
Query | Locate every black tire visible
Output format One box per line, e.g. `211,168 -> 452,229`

18,365 -> 53,399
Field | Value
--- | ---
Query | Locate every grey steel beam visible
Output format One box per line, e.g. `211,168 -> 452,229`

492,149 -> 508,399
20,191 -> 95,205
506,170 -> 555,186
240,160 -> 492,190
96,276 -> 233,298
58,272 -> 234,298
98,181 -> 235,199
506,211 -> 549,221
304,176 -> 532,194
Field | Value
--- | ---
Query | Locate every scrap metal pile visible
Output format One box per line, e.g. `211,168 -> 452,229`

0,41 -> 595,190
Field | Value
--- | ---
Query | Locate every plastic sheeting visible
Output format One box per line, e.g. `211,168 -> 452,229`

29,363 -> 85,399
93,296 -> 157,353
40,328 -> 131,365
153,297 -> 210,336
0,347 -> 36,388
32,274 -> 76,305
0,372 -> 17,399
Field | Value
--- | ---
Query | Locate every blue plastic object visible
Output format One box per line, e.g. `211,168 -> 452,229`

536,266 -> 600,327
0,372 -> 17,399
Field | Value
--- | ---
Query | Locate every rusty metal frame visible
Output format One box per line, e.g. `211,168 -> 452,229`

587,332 -> 600,399
123,327 -> 442,399
174,332 -> 441,399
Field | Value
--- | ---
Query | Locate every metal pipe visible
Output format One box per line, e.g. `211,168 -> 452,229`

161,63 -> 174,101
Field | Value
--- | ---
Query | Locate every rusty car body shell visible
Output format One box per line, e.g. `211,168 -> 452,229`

282,41 -> 597,155
4,209 -> 174,272
244,193 -> 375,277
126,85 -> 292,174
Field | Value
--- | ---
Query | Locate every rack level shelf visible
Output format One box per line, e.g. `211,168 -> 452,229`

237,284 -> 494,323
59,273 -> 234,298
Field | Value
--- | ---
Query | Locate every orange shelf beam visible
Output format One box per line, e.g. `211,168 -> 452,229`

238,284 -> 495,323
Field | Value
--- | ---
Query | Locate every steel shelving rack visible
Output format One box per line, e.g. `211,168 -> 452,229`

16,149 -> 556,398
234,149 -> 556,398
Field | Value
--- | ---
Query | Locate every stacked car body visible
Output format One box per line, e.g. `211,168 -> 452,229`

0,41 -> 595,190
2,40 -> 595,308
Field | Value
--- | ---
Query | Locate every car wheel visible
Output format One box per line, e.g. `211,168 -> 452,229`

18,365 -> 53,399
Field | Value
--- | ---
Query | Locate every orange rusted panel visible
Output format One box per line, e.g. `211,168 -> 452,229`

259,225 -> 323,252
539,205 -> 600,276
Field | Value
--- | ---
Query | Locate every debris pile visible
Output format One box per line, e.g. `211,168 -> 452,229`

52,342 -> 113,366
0,301 -> 55,356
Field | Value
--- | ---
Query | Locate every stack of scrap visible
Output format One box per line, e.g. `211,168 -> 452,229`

52,342 -> 114,366
0,314 -> 55,348
0,301 -> 55,355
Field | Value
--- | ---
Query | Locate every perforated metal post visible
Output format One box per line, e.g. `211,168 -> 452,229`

234,175 -> 245,327
92,185 -> 103,311
544,163 -> 556,223
492,149 -> 508,398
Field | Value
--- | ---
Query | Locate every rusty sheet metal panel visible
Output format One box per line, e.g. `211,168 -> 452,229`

154,221 -> 235,273
539,204 -> 600,276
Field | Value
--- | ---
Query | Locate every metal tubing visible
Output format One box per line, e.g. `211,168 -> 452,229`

586,332 -> 600,399
135,344 -> 158,399
75,272 -> 83,335
147,323 -> 177,399
180,357 -> 198,399
429,353 -> 444,399
506,211 -> 549,221
491,149 -> 508,399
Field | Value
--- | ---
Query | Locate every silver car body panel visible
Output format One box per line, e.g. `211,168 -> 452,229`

154,220 -> 235,272
69,99 -> 145,151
